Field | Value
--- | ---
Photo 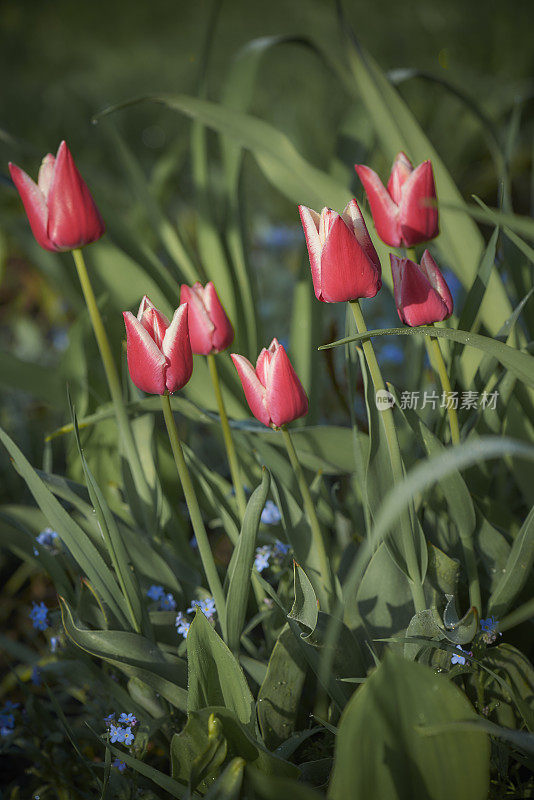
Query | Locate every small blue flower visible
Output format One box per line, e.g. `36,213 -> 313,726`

273,540 -> 290,558
2,701 -> 19,713
159,593 -> 177,611
254,545 -> 272,573
110,724 -> 126,744
190,535 -> 198,549
175,612 -> 191,639
104,713 -> 115,728
118,713 -> 137,726
0,726 -> 12,737
187,597 -> 216,621
261,500 -> 282,525
36,528 -> 59,549
113,758 -> 127,772
29,602 -> 49,631
123,726 -> 135,746
146,585 -> 165,602
31,667 -> 42,686
451,646 -> 471,666
480,617 -> 501,644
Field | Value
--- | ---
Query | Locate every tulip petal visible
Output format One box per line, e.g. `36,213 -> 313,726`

204,282 -> 234,352
386,152 -> 413,205
123,312 -> 167,394
47,141 -> 105,250
320,214 -> 381,302
342,199 -> 382,271
355,164 -> 401,247
266,344 -> 308,427
162,304 -> 193,393
255,347 -> 271,388
298,205 -> 323,300
9,162 -> 56,251
396,259 -> 450,327
231,353 -> 270,427
179,283 -> 215,355
399,160 -> 438,247
37,154 -> 56,201
420,250 -> 453,317
137,295 -> 160,319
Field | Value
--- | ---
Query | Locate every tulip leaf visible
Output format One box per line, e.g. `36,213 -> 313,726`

257,624 -> 307,749
340,436 -> 534,628
225,468 -> 270,652
288,561 -> 319,634
329,652 -> 490,800
203,757 -> 245,800
170,707 -> 298,784
319,325 -> 534,389
0,425 -> 130,628
58,596 -> 188,711
186,608 -> 256,732
488,502 -> 534,619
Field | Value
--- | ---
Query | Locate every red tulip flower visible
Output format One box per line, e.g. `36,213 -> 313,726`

390,251 -> 453,327
355,152 -> 438,248
123,296 -> 193,394
298,200 -> 381,302
9,141 -> 105,252
231,339 -> 308,428
179,281 -> 234,355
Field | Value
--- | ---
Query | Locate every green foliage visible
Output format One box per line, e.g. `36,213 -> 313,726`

329,653 -> 490,800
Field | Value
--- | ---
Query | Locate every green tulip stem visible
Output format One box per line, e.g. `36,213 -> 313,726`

160,392 -> 226,636
71,248 -> 151,505
424,335 -> 461,446
207,353 -> 247,526
349,299 -> 426,613
281,426 -> 333,611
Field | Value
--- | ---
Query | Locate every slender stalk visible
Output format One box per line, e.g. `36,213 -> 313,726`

499,597 -> 534,633
349,300 -> 426,613
424,335 -> 460,446
160,393 -> 226,636
71,249 -> 150,505
281,426 -> 333,611
207,354 -> 247,524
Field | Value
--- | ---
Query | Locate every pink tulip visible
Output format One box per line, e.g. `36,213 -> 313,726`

179,281 -> 234,355
231,339 -> 308,428
9,141 -> 105,252
298,200 -> 381,302
390,251 -> 453,327
123,296 -> 193,394
355,152 -> 438,248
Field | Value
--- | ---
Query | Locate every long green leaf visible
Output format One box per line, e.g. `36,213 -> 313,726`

186,609 -> 256,732
488,503 -> 534,618
225,468 -> 270,652
0,426 -> 129,628
319,325 -> 534,389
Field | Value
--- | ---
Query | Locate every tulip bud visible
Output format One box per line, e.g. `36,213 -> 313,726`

390,251 -> 453,327
231,339 -> 308,428
179,281 -> 234,355
123,296 -> 193,394
355,152 -> 438,248
298,200 -> 381,303
9,141 -> 105,252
